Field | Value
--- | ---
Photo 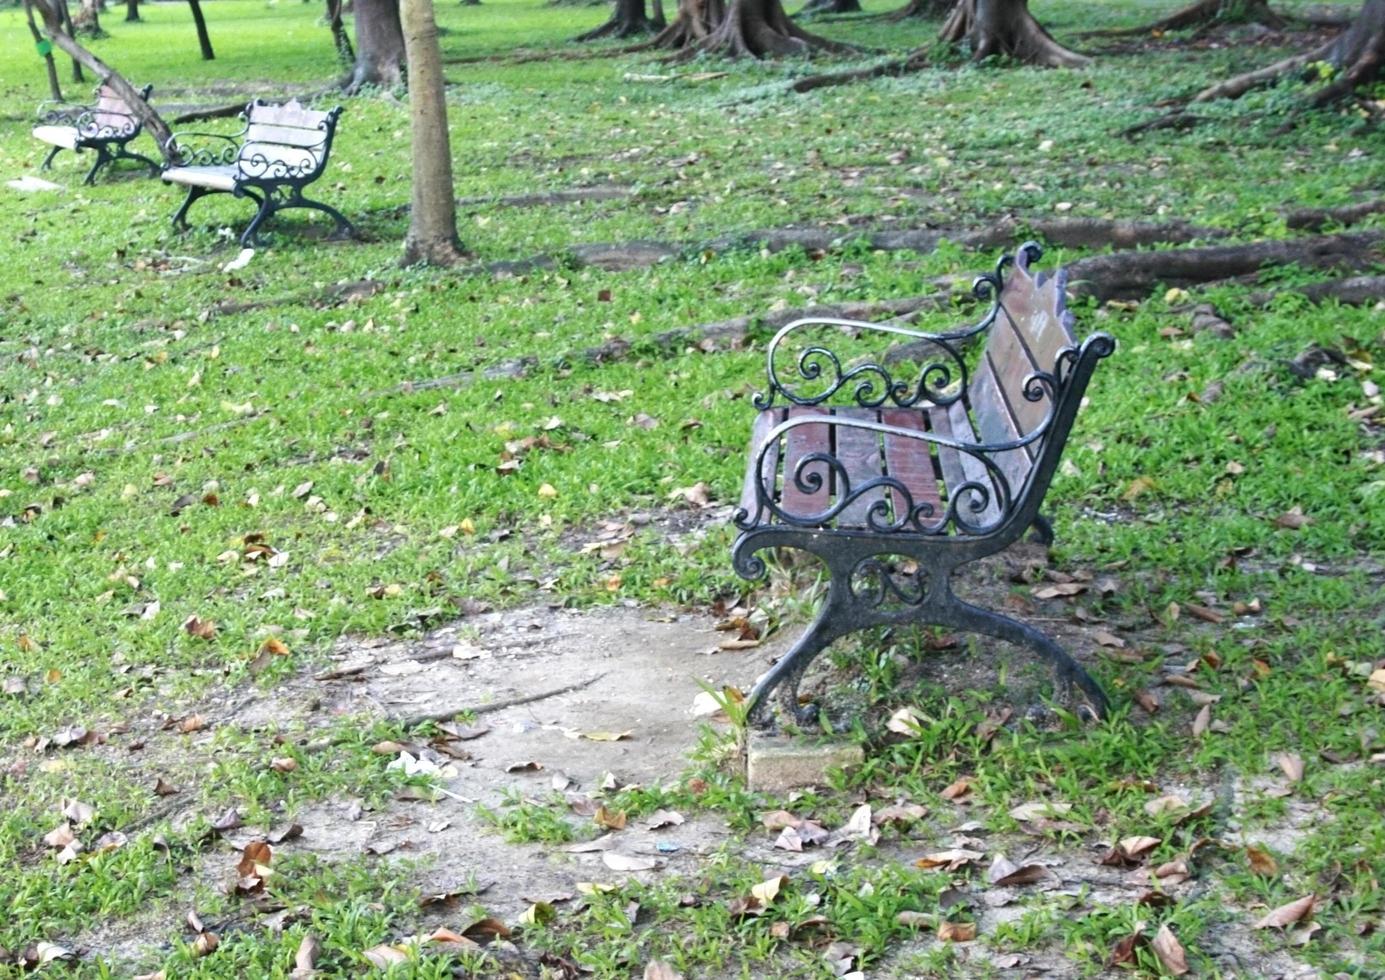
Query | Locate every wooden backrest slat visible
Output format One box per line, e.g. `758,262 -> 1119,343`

833,411 -> 884,527
928,403 -> 1001,529
968,368 -> 1035,499
247,100 -> 333,130
740,408 -> 784,518
779,407 -> 833,517
245,122 -> 330,149
881,408 -> 943,529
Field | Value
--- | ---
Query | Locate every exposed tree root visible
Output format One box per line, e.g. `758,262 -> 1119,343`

1247,274 -> 1385,306
1064,231 -> 1382,301
791,50 -> 928,92
941,0 -> 1089,67
1284,198 -> 1385,230
885,0 -> 951,20
1081,0 -> 1286,38
798,0 -> 861,16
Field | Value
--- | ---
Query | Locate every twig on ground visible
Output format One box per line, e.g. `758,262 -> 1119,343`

391,672 -> 608,727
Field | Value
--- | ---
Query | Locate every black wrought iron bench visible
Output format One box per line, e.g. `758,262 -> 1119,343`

732,243 -> 1115,729
32,83 -> 158,185
161,99 -> 354,247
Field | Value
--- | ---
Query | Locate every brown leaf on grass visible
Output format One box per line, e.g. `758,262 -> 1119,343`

751,875 -> 787,904
594,806 -> 627,831
1108,932 -> 1142,967
505,760 -> 544,773
270,757 -> 297,773
191,931 -> 219,958
1184,603 -> 1223,624
1134,689 -> 1160,713
644,961 -> 685,980
176,714 -> 207,734
43,823 -> 76,849
1100,835 -> 1162,866
1092,629 -> 1126,648
153,777 -> 179,797
1009,801 -> 1072,821
1033,583 -> 1087,600
289,933 -> 319,978
1246,845 -> 1278,877
645,809 -> 684,830
774,827 -> 803,852
581,730 -> 633,742
1274,507 -> 1313,530
182,616 -> 217,640
940,776 -> 974,800
873,803 -> 928,827
915,848 -> 985,872
460,917 -> 512,942
987,854 -> 1050,886
1192,703 -> 1212,738
1254,894 -> 1316,929
1274,752 -> 1305,784
211,807 -> 242,832
937,921 -> 976,942
1152,924 -> 1188,976
361,944 -> 408,968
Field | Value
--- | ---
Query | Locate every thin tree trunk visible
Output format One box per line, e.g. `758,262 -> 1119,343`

188,0 -> 215,58
73,0 -> 106,36
24,0 -> 64,99
940,0 -> 1088,66
400,0 -> 466,265
328,0 -> 355,61
58,0 -> 85,80
346,0 -> 407,91
31,0 -> 177,161
125,0 -> 139,20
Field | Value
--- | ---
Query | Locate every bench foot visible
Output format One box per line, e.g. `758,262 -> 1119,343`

172,185 -> 214,230
82,147 -> 111,186
40,145 -> 62,171
745,613 -> 845,730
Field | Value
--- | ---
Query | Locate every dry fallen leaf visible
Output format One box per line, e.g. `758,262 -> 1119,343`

1246,845 -> 1278,877
644,961 -> 685,980
1009,801 -> 1072,821
1255,894 -> 1315,929
915,848 -> 984,872
361,944 -> 409,968
937,921 -> 976,942
594,806 -> 627,831
1274,752 -> 1305,784
602,851 -> 657,872
1151,923 -> 1188,976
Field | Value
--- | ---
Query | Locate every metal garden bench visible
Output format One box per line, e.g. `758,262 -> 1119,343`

32,83 -> 158,185
732,243 -> 1115,728
162,99 -> 354,247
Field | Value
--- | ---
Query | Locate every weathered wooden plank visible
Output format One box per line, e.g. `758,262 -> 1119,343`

740,409 -> 784,520
970,363 -> 1037,501
932,402 -> 1001,528
779,407 -> 833,520
881,408 -> 942,529
245,122 -> 331,149
247,100 -> 332,130
832,409 -> 884,528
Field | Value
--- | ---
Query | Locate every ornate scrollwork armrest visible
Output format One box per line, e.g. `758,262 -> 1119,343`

165,131 -> 241,167
36,100 -> 90,125
734,413 -> 1028,538
74,109 -> 137,140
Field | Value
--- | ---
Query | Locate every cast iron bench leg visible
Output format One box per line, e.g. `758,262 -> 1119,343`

82,145 -> 113,186
172,185 -> 213,229
41,145 -> 62,171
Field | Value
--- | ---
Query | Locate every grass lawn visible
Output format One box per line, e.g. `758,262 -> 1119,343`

0,0 -> 1382,975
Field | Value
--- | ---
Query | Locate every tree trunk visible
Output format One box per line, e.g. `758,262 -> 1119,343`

73,0 -> 106,36
188,0 -> 215,58
575,0 -> 658,40
651,0 -> 665,27
1192,0 -> 1384,103
328,0 -> 355,61
346,0 -> 406,92
649,0 -> 855,56
125,0 -> 139,20
58,0 -> 86,79
1317,0 -> 1385,98
23,0 -> 65,99
940,0 -> 1088,66
30,0 -> 176,161
400,0 -> 465,266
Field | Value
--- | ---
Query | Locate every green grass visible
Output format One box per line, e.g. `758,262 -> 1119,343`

1,0 -> 1383,974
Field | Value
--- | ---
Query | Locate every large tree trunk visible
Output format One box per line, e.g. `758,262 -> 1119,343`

73,0 -> 107,36
400,0 -> 465,265
23,0 -> 64,99
940,0 -> 1088,66
346,0 -> 406,91
125,0 -> 139,20
30,0 -> 177,161
575,0 -> 659,40
649,0 -> 855,56
328,0 -> 355,61
1192,0 -> 1384,103
188,0 -> 215,58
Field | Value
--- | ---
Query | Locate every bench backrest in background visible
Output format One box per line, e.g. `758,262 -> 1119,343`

237,100 -> 340,182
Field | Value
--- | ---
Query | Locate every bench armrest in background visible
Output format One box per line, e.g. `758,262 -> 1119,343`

165,131 -> 241,168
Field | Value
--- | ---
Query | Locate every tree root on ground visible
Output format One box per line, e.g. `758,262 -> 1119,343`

941,0 -> 1089,67
1080,0 -> 1286,38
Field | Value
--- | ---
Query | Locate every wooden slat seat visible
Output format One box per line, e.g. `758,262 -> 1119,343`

732,243 -> 1116,729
